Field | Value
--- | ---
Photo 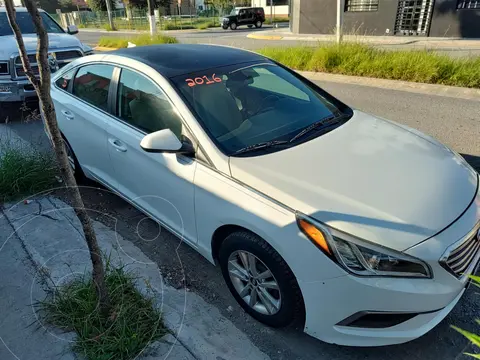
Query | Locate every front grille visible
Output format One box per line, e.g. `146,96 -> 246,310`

444,229 -> 480,277
15,54 -> 36,64
55,50 -> 82,61
0,62 -> 8,75
14,50 -> 83,78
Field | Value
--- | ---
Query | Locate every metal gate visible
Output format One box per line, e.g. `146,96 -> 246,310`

394,0 -> 434,36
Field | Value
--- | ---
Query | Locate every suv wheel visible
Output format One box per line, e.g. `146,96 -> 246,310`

255,20 -> 262,28
248,24 -> 253,28
219,231 -> 304,327
222,25 -> 228,30
230,22 -> 237,30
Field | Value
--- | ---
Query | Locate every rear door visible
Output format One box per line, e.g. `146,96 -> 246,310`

52,64 -> 117,185
237,9 -> 248,25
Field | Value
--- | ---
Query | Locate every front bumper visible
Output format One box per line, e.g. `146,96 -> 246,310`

299,179 -> 480,346
0,79 -> 36,102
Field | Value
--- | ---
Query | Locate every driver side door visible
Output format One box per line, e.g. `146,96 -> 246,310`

105,67 -> 198,245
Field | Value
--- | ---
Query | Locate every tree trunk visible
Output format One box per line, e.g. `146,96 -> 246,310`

4,0 -> 110,315
105,0 -> 115,30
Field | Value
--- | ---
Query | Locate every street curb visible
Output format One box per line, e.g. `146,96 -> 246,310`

247,33 -> 283,40
1,196 -> 270,360
299,71 -> 480,100
93,46 -> 119,51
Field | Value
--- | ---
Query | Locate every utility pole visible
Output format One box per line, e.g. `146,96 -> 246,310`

105,0 -> 115,31
270,0 -> 273,24
147,0 -> 156,35
336,0 -> 343,43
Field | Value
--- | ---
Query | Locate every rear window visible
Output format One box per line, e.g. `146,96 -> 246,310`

171,62 -> 351,156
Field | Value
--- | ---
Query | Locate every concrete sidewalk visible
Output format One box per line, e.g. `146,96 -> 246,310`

0,196 -> 269,360
247,30 -> 480,50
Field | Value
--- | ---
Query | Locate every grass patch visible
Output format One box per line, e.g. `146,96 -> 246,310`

39,265 -> 166,360
259,43 -> 480,88
103,23 -> 116,31
0,142 -> 57,203
98,34 -> 178,48
264,17 -> 290,24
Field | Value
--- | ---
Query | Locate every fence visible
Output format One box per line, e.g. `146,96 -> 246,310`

53,7 -> 230,31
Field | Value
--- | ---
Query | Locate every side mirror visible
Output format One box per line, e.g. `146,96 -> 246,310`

67,25 -> 79,35
140,129 -> 195,156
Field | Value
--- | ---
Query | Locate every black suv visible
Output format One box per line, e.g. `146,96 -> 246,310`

222,7 -> 265,30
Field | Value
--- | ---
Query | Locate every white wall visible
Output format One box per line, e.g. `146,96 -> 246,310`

250,0 -> 289,16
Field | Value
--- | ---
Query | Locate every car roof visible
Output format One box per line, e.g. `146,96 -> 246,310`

0,7 -> 44,12
111,44 -> 267,78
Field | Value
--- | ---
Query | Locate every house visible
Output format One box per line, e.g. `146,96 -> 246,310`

289,0 -> 480,38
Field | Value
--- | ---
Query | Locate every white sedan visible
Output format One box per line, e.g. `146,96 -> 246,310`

50,44 -> 480,346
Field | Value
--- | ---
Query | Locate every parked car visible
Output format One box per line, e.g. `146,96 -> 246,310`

0,7 -> 92,105
222,7 -> 265,30
49,44 -> 480,347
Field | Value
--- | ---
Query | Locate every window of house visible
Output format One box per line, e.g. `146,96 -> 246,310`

457,0 -> 480,8
345,0 -> 379,11
73,65 -> 114,111
117,68 -> 183,138
266,0 -> 289,5
55,69 -> 76,92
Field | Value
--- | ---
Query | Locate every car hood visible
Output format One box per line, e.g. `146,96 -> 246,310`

0,34 -> 83,58
229,111 -> 478,251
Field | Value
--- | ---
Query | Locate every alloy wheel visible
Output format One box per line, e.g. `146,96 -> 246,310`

228,250 -> 281,315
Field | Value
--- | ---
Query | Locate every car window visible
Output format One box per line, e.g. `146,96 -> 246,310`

0,13 -> 63,36
172,62 -> 351,156
117,68 -> 182,138
55,69 -> 76,92
249,67 -> 309,101
73,65 -> 114,112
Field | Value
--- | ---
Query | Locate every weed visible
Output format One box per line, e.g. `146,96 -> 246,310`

0,141 -> 57,202
39,265 -> 166,360
98,34 -> 178,48
259,43 -> 480,88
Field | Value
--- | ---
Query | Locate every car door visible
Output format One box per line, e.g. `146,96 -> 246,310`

106,67 -> 198,244
238,9 -> 247,25
52,64 -> 117,185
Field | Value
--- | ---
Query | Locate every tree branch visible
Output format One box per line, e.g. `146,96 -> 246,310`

4,0 -> 39,88
23,0 -> 50,92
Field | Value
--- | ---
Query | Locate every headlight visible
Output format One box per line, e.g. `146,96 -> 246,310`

296,213 -> 431,278
223,18 -> 229,22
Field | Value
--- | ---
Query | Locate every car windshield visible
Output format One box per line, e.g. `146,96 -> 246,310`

230,9 -> 240,15
172,62 -> 352,156
0,12 -> 64,36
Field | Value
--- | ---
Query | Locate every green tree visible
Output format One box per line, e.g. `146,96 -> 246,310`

124,0 -> 170,9
87,0 -> 116,11
37,0 -> 62,13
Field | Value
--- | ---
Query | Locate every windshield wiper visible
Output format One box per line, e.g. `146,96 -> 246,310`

233,140 -> 289,155
289,113 -> 348,143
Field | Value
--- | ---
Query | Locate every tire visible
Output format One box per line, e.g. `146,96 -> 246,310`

248,24 -> 253,28
222,25 -> 228,30
219,231 -> 304,328
62,136 -> 85,182
230,22 -> 237,30
255,20 -> 262,28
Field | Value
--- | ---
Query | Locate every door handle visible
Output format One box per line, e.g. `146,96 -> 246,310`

108,138 -> 127,152
61,110 -> 74,120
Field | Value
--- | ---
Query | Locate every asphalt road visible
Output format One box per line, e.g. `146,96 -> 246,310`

76,26 -> 480,57
4,81 -> 480,360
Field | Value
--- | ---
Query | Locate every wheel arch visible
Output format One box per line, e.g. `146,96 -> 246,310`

211,222 -> 307,326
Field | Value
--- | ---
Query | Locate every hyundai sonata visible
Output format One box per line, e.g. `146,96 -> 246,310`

49,44 -> 480,346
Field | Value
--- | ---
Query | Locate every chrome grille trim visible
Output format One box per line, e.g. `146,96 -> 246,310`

12,48 -> 83,79
440,221 -> 480,279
